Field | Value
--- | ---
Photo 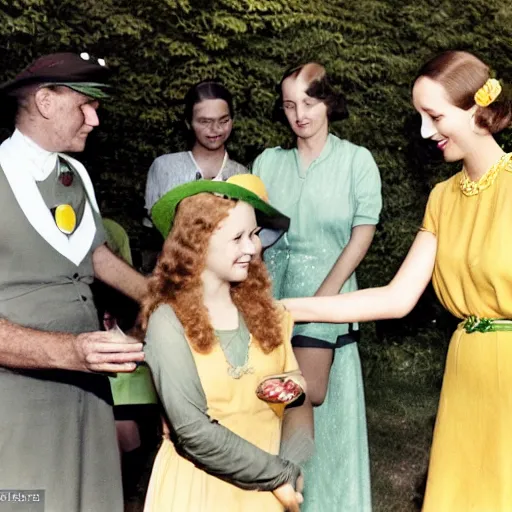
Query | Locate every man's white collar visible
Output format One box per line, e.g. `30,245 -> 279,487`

12,130 -> 58,181
0,129 -> 100,266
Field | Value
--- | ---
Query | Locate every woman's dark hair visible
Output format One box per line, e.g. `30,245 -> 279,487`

415,51 -> 512,134
183,80 -> 234,125
273,62 -> 348,124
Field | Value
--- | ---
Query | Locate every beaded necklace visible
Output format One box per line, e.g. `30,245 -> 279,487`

459,153 -> 512,196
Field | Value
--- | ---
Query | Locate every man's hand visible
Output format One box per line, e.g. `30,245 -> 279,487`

71,330 -> 145,373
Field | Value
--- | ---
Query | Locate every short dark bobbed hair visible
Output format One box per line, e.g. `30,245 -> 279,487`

183,80 -> 234,124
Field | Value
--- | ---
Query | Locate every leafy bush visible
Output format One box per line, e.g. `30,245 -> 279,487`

2,0 -> 511,375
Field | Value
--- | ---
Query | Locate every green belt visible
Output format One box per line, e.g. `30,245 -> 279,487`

463,315 -> 512,333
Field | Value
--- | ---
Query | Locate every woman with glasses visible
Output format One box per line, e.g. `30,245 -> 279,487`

252,62 -> 382,511
145,81 -> 248,214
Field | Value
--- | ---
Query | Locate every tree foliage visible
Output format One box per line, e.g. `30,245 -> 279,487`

1,0 -> 512,371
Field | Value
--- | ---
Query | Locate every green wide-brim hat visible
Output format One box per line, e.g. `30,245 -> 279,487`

151,174 -> 290,249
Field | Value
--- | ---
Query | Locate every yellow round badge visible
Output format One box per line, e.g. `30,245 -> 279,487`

54,204 -> 77,234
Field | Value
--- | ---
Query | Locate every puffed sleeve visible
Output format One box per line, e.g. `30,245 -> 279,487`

352,147 -> 382,227
250,149 -> 272,179
144,304 -> 301,491
421,184 -> 442,235
144,157 -> 163,213
250,153 -> 262,177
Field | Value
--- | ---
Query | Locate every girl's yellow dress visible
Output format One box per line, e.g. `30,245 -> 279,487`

143,304 -> 301,512
421,154 -> 512,511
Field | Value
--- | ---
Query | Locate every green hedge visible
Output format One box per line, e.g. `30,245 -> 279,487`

2,0 -> 511,375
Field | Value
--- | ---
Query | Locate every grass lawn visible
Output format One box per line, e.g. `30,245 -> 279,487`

365,371 -> 441,511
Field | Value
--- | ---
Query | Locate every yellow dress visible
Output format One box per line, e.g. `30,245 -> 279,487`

421,155 -> 512,511
143,304 -> 299,512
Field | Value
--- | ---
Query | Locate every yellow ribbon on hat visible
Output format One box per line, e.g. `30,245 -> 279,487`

474,78 -> 502,107
226,174 -> 269,202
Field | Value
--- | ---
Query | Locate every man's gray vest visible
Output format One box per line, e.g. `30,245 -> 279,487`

0,164 -> 123,512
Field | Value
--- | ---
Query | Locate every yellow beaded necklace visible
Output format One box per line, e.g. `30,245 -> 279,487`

459,153 -> 512,196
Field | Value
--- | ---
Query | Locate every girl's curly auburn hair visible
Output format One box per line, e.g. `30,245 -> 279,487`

140,193 -> 284,354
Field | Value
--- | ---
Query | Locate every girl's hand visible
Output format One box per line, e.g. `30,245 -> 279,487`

296,474 -> 304,494
272,482 -> 303,512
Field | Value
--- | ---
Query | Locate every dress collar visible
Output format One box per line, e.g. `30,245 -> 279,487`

188,150 -> 229,180
294,133 -> 334,178
458,153 -> 512,196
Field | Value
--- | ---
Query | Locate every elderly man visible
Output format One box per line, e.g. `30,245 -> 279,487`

0,53 -> 147,511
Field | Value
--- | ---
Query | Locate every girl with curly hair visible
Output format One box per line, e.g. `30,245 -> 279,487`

141,175 -> 312,512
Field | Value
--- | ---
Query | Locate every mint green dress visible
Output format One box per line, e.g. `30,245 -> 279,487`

253,134 -> 381,512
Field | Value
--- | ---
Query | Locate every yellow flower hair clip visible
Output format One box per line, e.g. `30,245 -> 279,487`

474,78 -> 502,107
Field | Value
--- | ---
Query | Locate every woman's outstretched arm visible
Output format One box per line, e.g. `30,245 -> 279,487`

283,230 -> 437,323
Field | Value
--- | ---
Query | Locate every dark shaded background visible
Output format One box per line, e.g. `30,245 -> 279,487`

2,0 -> 512,376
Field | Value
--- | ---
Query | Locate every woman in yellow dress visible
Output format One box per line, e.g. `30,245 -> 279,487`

282,50 -> 512,510
140,175 -> 312,512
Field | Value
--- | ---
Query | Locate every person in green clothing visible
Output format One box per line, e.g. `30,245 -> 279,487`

93,218 -> 159,499
252,62 -> 382,511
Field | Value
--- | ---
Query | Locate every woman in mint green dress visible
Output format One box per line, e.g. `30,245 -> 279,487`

252,63 -> 382,511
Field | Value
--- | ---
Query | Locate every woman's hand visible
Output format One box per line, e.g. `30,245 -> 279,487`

272,482 -> 304,512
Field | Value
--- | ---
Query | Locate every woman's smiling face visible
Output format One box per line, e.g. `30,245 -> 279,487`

412,76 -> 478,162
